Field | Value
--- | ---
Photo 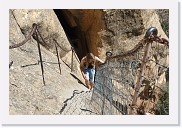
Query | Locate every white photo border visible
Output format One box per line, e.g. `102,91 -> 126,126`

0,0 -> 179,125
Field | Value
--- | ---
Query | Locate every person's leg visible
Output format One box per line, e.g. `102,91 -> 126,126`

85,79 -> 91,89
89,68 -> 95,89
83,67 -> 92,89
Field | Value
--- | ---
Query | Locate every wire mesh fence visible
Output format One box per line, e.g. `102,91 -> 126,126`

9,23 -> 169,115
91,27 -> 169,115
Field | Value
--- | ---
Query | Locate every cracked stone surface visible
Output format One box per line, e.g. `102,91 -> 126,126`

9,9 -> 99,115
60,90 -> 98,115
9,11 -> 90,115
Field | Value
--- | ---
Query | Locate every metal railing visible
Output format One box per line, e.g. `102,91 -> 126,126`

91,27 -> 169,115
9,23 -> 79,86
9,23 -> 169,115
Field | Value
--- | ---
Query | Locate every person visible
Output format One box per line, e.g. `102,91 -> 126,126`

80,52 -> 104,90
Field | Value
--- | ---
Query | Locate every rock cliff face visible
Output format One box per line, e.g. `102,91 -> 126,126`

54,9 -> 105,61
54,9 -> 168,59
9,10 -> 88,114
11,9 -> 80,73
9,9 -> 168,115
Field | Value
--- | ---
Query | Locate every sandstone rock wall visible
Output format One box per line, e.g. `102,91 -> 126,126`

11,9 -> 81,74
9,10 -> 88,115
99,9 -> 168,59
9,9 -> 169,115
12,9 -> 70,55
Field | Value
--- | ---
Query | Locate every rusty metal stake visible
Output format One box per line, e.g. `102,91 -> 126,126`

54,41 -> 61,75
130,41 -> 152,114
101,76 -> 106,115
101,52 -> 112,115
71,47 -> 74,72
35,30 -> 46,86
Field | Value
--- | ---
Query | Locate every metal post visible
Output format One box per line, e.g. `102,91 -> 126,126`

35,30 -> 46,86
101,51 -> 113,114
71,47 -> 74,72
130,41 -> 152,114
109,77 -> 113,115
54,41 -> 61,75
101,60 -> 108,115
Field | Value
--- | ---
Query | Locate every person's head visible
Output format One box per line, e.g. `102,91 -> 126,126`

86,53 -> 95,61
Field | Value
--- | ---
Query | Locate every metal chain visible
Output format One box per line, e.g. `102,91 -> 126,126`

9,23 -> 37,49
93,27 -> 169,115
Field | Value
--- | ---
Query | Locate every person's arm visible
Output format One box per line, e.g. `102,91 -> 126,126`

80,57 -> 86,79
95,56 -> 104,64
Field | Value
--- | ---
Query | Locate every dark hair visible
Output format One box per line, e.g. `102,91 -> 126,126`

85,53 -> 95,68
86,53 -> 95,60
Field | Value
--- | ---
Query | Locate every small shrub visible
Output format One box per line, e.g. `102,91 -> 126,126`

154,81 -> 169,115
161,21 -> 169,37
